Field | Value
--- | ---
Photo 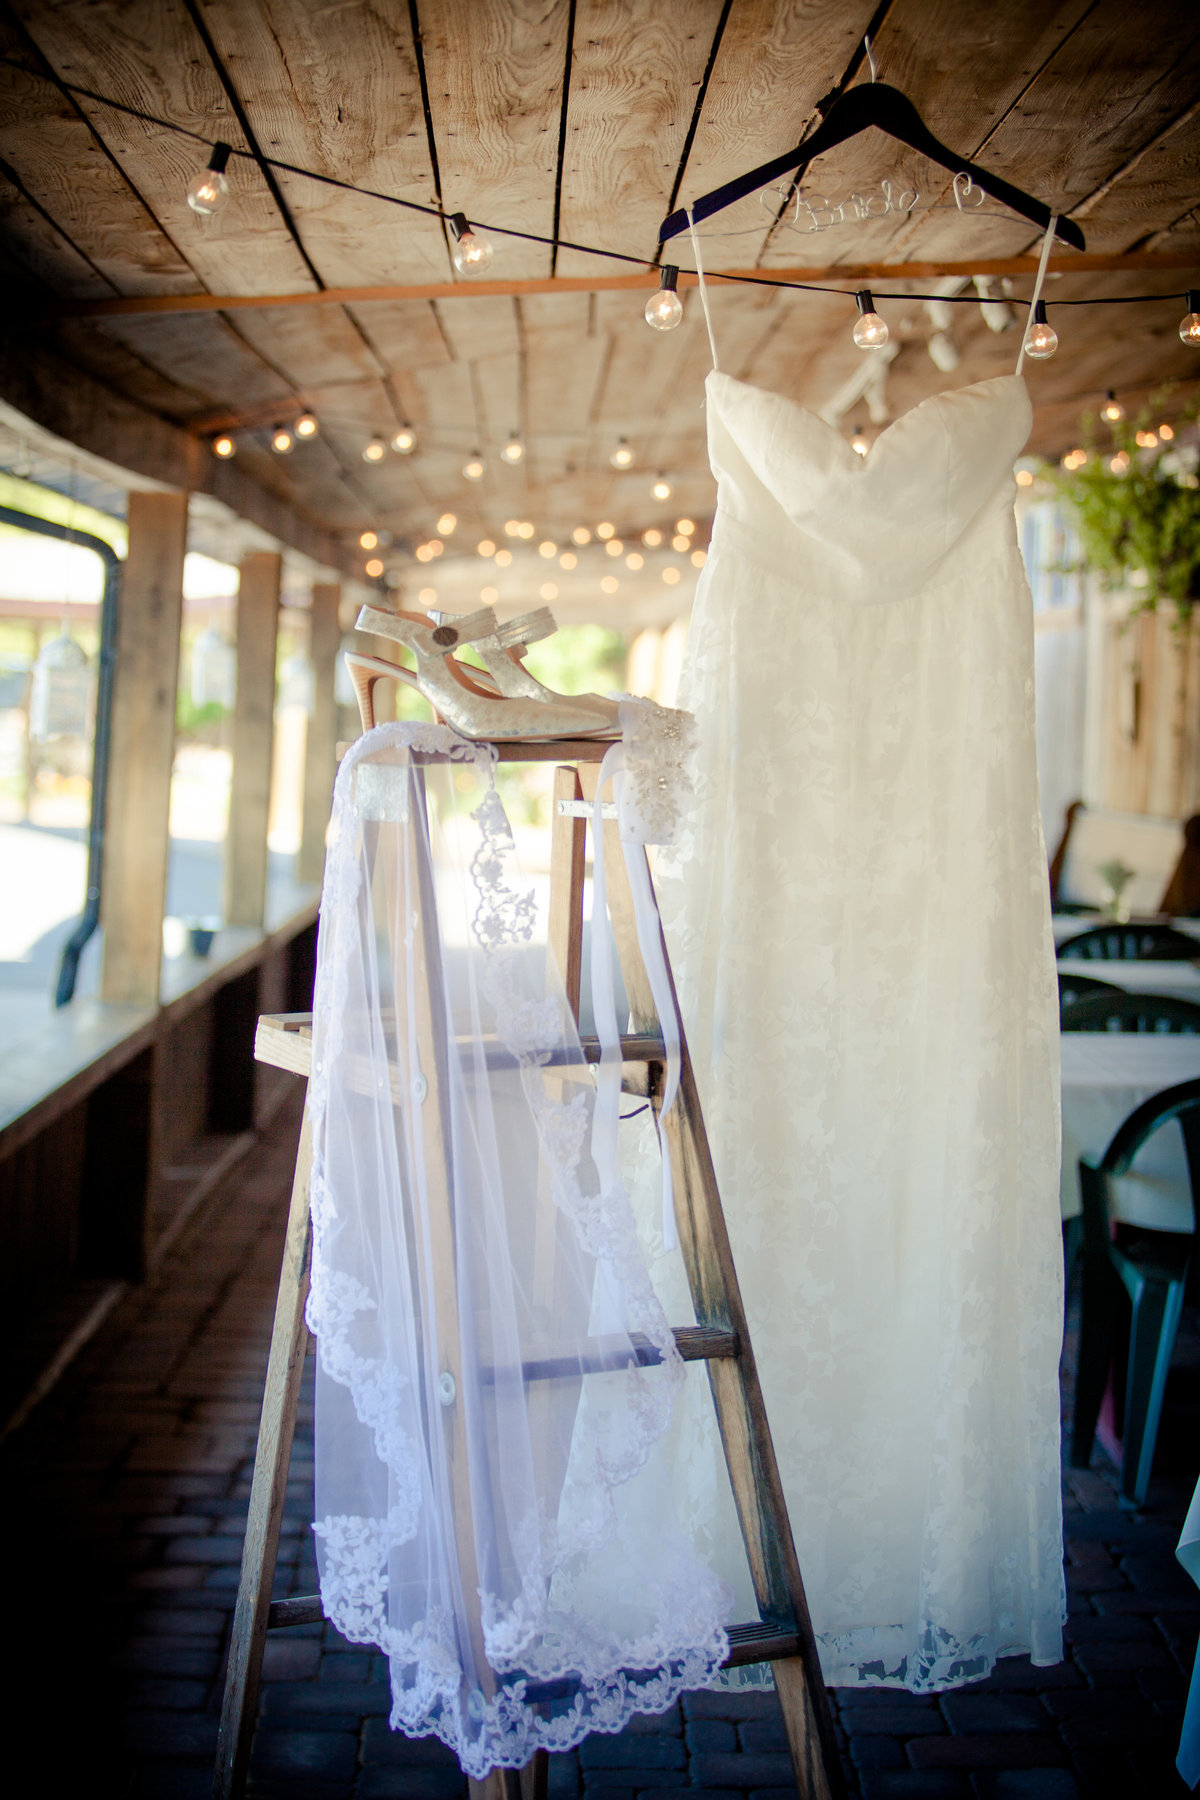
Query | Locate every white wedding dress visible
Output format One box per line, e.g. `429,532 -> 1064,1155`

642,367 -> 1066,1692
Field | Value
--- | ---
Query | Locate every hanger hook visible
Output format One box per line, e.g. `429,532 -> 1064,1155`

864,34 -> 878,82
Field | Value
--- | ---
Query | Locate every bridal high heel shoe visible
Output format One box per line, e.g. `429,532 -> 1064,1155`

355,604 -> 621,741
430,606 -> 619,724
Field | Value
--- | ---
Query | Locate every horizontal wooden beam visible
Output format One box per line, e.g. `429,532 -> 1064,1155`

51,252 -> 1200,320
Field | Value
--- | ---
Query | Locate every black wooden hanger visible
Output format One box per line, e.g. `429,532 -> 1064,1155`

659,81 -> 1086,251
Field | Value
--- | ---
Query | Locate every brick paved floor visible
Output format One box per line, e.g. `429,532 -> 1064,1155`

4,1088 -> 1199,1800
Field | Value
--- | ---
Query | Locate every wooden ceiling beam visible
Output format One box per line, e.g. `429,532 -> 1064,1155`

49,250 -> 1200,320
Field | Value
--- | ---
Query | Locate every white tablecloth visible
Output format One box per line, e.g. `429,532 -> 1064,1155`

1059,1033 -> 1200,1227
1053,912 -> 1200,948
1058,959 -> 1200,1002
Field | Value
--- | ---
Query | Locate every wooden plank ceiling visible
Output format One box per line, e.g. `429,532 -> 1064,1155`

0,0 -> 1198,625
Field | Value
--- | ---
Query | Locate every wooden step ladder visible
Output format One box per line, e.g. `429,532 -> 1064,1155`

213,740 -> 844,1800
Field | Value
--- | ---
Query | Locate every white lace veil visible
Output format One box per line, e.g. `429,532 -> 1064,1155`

306,721 -> 728,1778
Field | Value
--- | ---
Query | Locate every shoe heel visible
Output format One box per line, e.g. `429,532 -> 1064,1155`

347,657 -> 381,732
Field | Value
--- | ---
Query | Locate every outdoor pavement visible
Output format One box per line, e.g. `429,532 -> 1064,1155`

3,1085 -> 1198,1800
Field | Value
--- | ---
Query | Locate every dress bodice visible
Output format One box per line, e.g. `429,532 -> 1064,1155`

705,371 -> 1032,602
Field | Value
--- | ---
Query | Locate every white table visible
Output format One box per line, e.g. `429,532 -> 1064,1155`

1059,1033 -> 1200,1227
1058,959 -> 1200,1003
1053,912 -> 1200,948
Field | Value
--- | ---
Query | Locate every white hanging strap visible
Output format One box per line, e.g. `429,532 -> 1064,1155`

1016,214 -> 1059,377
688,207 -> 720,373
589,743 -> 681,1255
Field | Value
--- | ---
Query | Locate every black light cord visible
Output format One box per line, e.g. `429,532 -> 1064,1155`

3,54 -> 1195,312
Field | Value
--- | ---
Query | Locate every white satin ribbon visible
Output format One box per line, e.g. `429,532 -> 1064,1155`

589,741 -> 682,1254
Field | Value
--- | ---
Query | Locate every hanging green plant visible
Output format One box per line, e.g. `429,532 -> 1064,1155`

1046,397 -> 1200,619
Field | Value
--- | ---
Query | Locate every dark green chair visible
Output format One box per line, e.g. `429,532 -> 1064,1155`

1059,991 -> 1200,1035
1070,1077 -> 1200,1508
1057,971 -> 1121,1018
1058,923 -> 1200,961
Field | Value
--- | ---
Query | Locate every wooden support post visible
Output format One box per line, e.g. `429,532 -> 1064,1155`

100,490 -> 188,1007
299,582 -> 340,885
226,552 -> 282,928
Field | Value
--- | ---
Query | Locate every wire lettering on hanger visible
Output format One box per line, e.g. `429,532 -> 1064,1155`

762,181 -> 919,234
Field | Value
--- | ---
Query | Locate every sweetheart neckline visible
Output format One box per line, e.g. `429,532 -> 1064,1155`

705,369 -> 1027,460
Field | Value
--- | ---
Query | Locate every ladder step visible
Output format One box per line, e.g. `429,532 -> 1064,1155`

487,1324 -> 739,1385
268,1594 -> 324,1629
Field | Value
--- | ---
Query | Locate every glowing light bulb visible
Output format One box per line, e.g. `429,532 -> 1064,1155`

605,539 -> 623,557
645,265 -> 683,331
437,512 -> 456,535
186,142 -> 232,216
295,412 -> 318,439
600,575 -> 619,594
462,452 -> 485,480
559,551 -> 577,569
503,520 -> 521,537
480,585 -> 498,603
675,518 -> 695,535
652,476 -> 672,500
494,549 -> 512,567
672,533 -> 689,551
363,437 -> 386,463
626,552 -> 644,570
538,540 -> 557,559
662,566 -> 681,585
360,530 -> 379,550
1136,430 -> 1159,449
571,526 -> 591,545
391,425 -> 416,454
643,528 -> 662,547
596,521 -> 615,539
1016,468 -> 1034,487
1023,299 -> 1057,360
1101,390 -> 1124,423
415,544 -> 433,562
477,538 -> 496,556
448,212 -> 494,274
851,424 -> 869,457
540,582 -> 558,600
852,289 -> 889,350
1160,423 -> 1175,441
517,521 -> 534,539
272,425 -> 294,454
1110,451 -> 1130,474
365,557 -> 384,578
690,549 -> 707,568
500,434 -> 524,464
212,434 -> 235,459
609,439 -> 634,469
1180,291 -> 1200,346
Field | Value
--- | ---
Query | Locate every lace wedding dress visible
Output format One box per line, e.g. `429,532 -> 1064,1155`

305,717 -> 728,1778
643,367 -> 1066,1692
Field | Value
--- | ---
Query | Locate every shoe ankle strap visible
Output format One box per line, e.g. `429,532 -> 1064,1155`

357,602 -> 497,653
494,607 -> 556,650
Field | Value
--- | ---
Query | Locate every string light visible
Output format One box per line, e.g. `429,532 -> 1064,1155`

540,582 -> 558,600
495,549 -> 512,567
672,533 -> 690,551
517,521 -> 535,539
663,566 -> 681,585
500,433 -> 524,464
851,423 -> 869,456
363,436 -> 386,463
1061,448 -> 1087,470
1101,390 -> 1124,423
610,439 -> 634,469
418,586 -> 437,604
600,575 -> 619,593
853,290 -> 889,350
596,521 -> 615,539
1015,468 -> 1034,487
676,518 -> 695,535
643,528 -> 662,547
295,412 -> 319,438
271,425 -> 294,454
605,538 -> 624,557
437,512 -> 456,534
571,526 -> 592,545
1023,300 -> 1058,360
462,451 -> 485,480
1181,291 -> 1200,345
559,551 -> 577,569
645,265 -> 683,331
690,549 -> 707,568
186,141 -> 231,216
428,539 -> 444,557
1160,423 -> 1175,441
481,584 -> 498,602
365,557 -> 384,578
415,544 -> 434,562
538,540 -> 557,558
391,424 -> 416,454
652,475 -> 672,500
360,530 -> 379,550
211,434 -> 235,459
477,538 -> 496,556
1109,450 -> 1130,474
448,212 -> 494,274
626,551 -> 644,569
